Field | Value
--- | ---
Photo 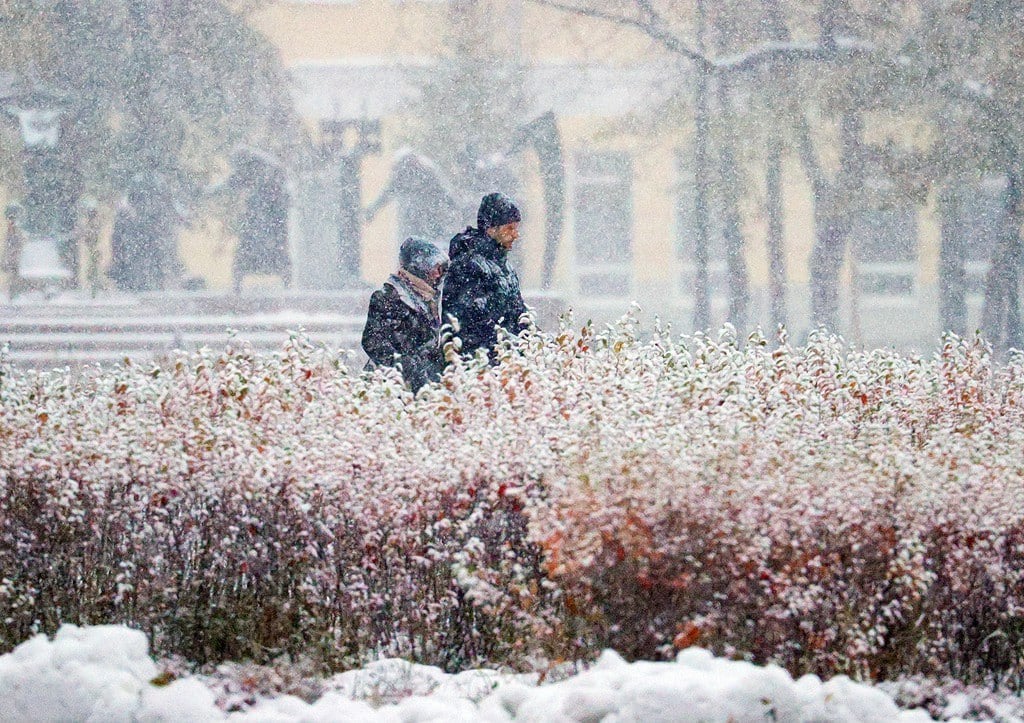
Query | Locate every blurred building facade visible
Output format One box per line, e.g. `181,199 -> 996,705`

253,0 -> 992,351
254,0 -> 689,317
0,0 -> 1002,353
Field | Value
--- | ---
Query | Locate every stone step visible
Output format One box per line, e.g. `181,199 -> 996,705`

0,314 -> 366,335
4,340 -> 366,371
132,289 -> 373,316
0,289 -> 373,318
0,289 -> 566,371
0,330 -> 361,353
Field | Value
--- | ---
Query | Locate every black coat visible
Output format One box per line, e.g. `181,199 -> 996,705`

362,278 -> 443,391
442,228 -> 528,358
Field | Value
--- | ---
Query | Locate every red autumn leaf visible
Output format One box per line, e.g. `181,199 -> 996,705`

674,621 -> 702,650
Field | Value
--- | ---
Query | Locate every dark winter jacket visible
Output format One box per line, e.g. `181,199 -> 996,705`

362,275 -> 444,392
447,225 -> 486,261
442,228 -> 528,359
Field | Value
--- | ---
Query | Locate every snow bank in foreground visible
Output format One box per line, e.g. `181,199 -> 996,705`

0,624 -> 941,722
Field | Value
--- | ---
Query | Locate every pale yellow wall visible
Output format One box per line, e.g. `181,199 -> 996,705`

631,141 -> 678,285
780,157 -> 818,286
0,1 -> 950,302
555,117 -> 679,283
520,3 -> 667,64
863,111 -> 941,286
255,1 -> 680,65
180,217 -> 235,289
254,3 -> 447,62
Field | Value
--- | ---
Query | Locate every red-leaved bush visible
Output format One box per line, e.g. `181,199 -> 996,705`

1,317 -> 1023,687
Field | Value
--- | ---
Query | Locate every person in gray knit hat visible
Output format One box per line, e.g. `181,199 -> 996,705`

362,236 -> 449,391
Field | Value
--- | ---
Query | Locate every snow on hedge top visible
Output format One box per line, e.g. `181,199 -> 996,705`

0,624 -> 937,723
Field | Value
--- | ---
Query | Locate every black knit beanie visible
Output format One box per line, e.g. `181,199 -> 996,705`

476,192 -> 521,230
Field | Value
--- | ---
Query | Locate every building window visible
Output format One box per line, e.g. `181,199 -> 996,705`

573,151 -> 633,299
850,196 -> 919,300
674,151 -> 728,302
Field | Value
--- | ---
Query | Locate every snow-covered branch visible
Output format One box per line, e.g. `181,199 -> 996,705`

530,0 -> 713,70
529,0 -> 881,75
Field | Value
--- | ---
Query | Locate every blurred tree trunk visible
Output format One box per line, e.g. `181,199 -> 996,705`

938,180 -> 968,337
713,10 -> 750,335
806,112 -> 863,331
762,0 -> 791,332
981,172 -> 1023,354
765,137 -> 787,331
691,0 -> 712,331
800,0 -> 864,332
717,131 -> 750,334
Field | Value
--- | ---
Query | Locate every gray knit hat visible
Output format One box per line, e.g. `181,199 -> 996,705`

399,236 -> 448,280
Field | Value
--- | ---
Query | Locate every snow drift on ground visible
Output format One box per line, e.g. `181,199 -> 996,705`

0,624 -> 947,722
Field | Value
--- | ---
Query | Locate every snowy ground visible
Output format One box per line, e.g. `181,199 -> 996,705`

0,624 -> 1002,723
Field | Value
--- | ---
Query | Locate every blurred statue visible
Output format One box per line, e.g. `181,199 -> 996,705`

74,196 -> 105,298
366,111 -> 565,289
365,151 -> 468,243
509,112 -> 565,288
222,148 -> 291,293
320,119 -> 382,287
23,146 -> 82,285
2,87 -> 80,286
108,173 -> 184,292
2,204 -> 24,300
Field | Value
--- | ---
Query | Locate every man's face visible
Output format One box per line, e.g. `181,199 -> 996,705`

487,221 -> 520,250
425,263 -> 447,289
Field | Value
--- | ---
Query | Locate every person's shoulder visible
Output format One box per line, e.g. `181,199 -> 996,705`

449,226 -> 479,244
369,283 -> 401,308
448,226 -> 482,258
449,247 -> 494,278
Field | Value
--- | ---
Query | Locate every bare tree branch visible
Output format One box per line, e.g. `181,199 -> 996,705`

531,0 -> 1013,110
713,39 -> 869,71
531,0 -> 880,76
530,0 -> 712,71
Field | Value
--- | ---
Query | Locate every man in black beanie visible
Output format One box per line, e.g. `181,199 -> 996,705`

442,192 -> 528,359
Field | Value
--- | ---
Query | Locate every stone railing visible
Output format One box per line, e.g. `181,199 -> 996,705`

0,289 -> 567,370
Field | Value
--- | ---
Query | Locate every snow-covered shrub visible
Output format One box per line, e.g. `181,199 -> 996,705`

519,321 -> 1024,684
0,334 -> 551,672
1,319 -> 1023,688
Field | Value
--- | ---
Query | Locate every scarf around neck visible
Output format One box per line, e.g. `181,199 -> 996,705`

391,268 -> 440,322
